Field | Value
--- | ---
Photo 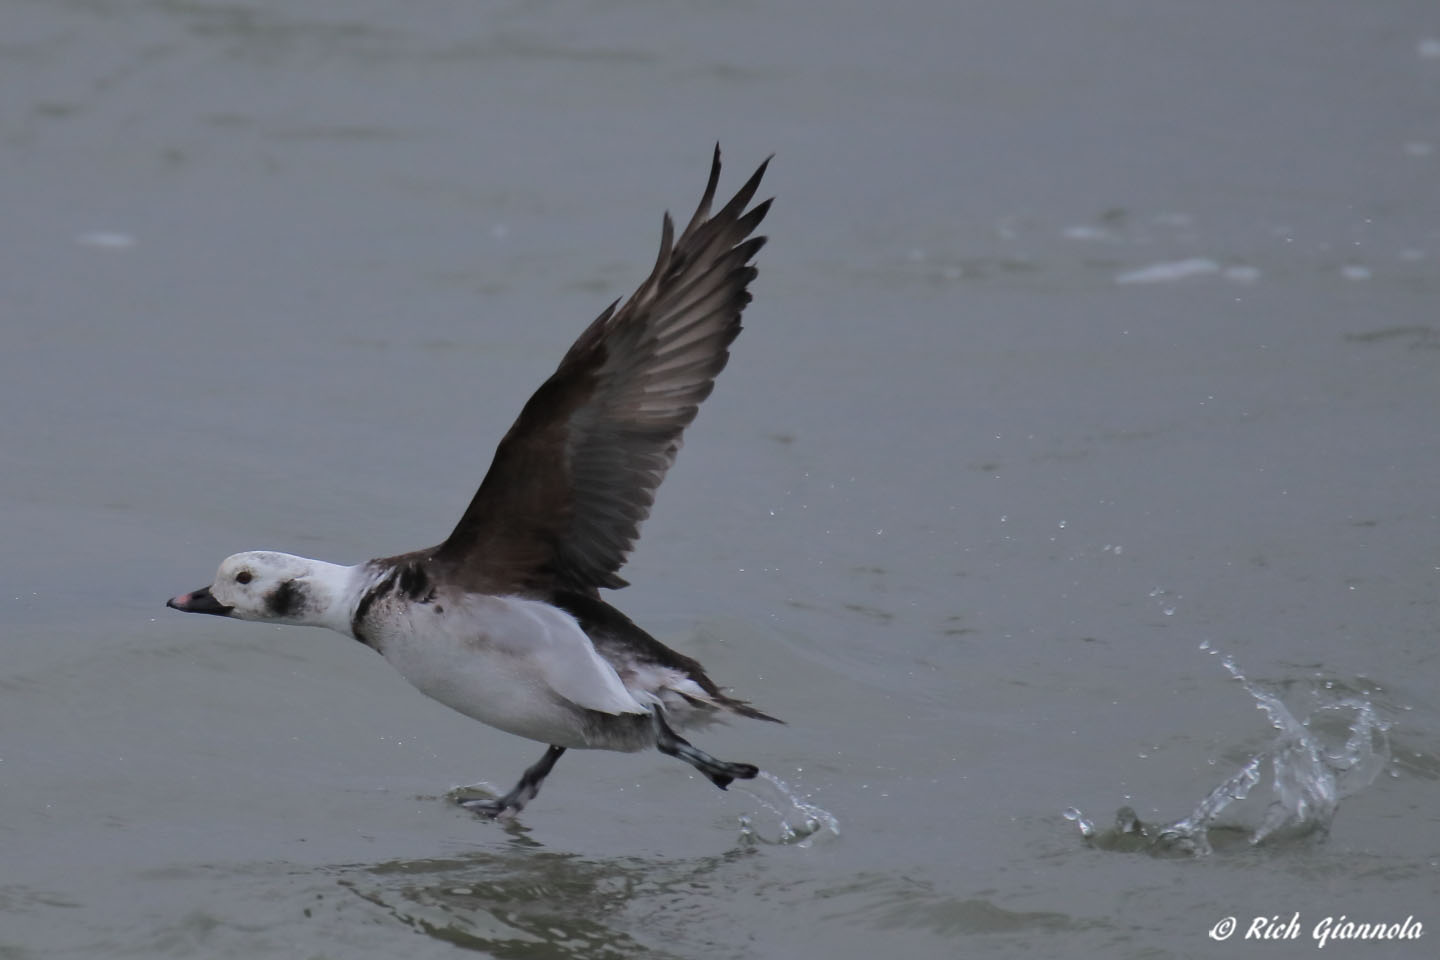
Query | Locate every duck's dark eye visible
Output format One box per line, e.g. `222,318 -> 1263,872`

236,571 -> 253,585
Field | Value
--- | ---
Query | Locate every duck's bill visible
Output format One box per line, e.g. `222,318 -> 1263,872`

166,585 -> 234,616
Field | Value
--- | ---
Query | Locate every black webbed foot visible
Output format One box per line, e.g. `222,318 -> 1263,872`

651,710 -> 760,790
455,744 -> 566,818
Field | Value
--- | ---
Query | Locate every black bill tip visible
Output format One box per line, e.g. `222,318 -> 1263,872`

166,585 -> 234,617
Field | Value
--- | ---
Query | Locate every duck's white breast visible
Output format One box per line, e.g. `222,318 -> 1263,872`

371,592 -> 649,748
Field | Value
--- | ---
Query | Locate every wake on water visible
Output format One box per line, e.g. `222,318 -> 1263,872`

1065,643 -> 1391,857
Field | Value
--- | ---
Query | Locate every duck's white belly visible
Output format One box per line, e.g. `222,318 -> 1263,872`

372,593 -> 650,749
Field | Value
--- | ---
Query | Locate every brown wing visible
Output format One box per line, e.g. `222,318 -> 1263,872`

433,147 -> 772,595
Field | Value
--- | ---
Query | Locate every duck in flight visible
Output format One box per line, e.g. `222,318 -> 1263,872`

167,147 -> 779,818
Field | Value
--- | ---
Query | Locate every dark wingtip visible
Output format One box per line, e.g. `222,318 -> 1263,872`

744,154 -> 772,191
684,145 -> 727,235
711,155 -> 772,224
649,211 -> 676,277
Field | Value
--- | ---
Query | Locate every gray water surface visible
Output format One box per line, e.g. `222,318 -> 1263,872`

3,1 -> 1439,957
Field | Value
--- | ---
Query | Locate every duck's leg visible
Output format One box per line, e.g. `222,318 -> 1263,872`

651,710 -> 759,789
458,745 -> 566,818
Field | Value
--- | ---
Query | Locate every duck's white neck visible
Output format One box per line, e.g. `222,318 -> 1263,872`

307,560 -> 370,636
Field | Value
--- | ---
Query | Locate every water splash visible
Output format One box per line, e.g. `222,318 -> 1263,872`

1150,755 -> 1264,856
1068,648 -> 1390,856
1061,807 -> 1094,838
736,771 -> 840,847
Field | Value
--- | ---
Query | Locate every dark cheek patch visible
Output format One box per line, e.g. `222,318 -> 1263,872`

268,580 -> 303,618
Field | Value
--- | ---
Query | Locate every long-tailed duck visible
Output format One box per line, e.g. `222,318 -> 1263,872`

167,148 -> 778,819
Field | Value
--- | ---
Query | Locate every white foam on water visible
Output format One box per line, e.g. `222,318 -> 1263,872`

1115,258 -> 1219,285
76,231 -> 136,249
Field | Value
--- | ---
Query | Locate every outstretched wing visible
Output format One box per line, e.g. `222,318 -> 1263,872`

434,147 -> 772,595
